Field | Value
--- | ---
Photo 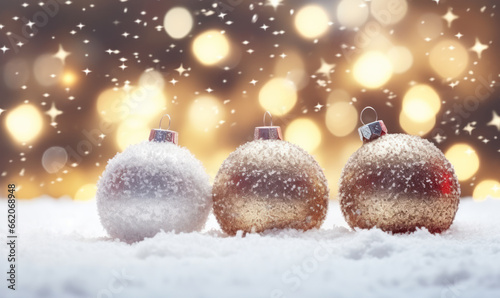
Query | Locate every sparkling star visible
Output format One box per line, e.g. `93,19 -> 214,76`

455,32 -> 463,39
206,87 -> 214,93
82,68 -> 92,75
122,32 -> 130,38
0,108 -> 5,115
218,12 -> 227,19
175,64 -> 188,75
279,53 -> 287,59
265,0 -> 283,11
315,58 -> 335,79
105,49 -> 114,54
169,78 -> 178,85
470,38 -> 489,59
0,45 -> 9,53
45,102 -> 63,123
99,133 -> 106,139
76,23 -> 85,30
249,79 -> 258,85
53,44 -> 71,64
119,63 -> 127,70
463,122 -> 476,135
433,133 -> 446,144
261,24 -> 269,31
314,103 -> 324,111
442,8 -> 458,28
487,110 -> 500,131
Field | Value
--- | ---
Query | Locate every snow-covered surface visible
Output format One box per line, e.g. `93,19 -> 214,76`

1,197 -> 500,298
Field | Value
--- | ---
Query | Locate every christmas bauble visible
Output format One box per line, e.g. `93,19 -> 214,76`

213,115 -> 329,235
97,117 -> 211,242
339,109 -> 460,233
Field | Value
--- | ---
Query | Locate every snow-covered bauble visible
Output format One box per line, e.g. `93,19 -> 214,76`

213,112 -> 329,235
339,107 -> 460,233
96,115 -> 212,243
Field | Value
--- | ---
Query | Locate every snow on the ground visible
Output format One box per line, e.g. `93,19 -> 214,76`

1,198 -> 500,298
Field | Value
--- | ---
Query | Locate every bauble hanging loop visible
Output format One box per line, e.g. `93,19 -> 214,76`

358,106 -> 387,142
254,111 -> 283,140
149,114 -> 179,144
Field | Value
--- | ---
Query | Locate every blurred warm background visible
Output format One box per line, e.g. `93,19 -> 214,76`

0,0 -> 499,201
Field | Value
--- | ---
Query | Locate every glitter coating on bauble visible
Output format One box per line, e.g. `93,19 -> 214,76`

213,140 -> 329,235
97,141 -> 212,243
339,134 -> 460,233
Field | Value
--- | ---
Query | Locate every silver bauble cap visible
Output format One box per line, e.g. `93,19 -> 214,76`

149,114 -> 178,145
254,111 -> 283,140
358,106 -> 388,142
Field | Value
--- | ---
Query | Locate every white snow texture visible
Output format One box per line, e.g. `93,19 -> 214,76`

96,141 -> 212,242
1,197 -> 499,298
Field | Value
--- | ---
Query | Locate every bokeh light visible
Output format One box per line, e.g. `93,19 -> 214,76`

445,144 -> 480,181
294,5 -> 330,39
399,110 -> 435,136
370,0 -> 408,25
473,180 -> 500,201
163,7 -> 193,39
4,58 -> 29,89
188,95 -> 225,132
5,104 -> 44,143
325,102 -> 358,137
387,46 -> 413,74
74,184 -> 97,201
0,0 -> 497,200
429,39 -> 469,79
325,137 -> 360,196
62,71 -> 76,86
97,77 -> 166,124
353,51 -> 393,89
42,147 -> 68,174
258,78 -> 297,116
127,85 -> 167,118
402,84 -> 440,123
96,88 -> 129,123
139,69 -> 165,89
284,118 -> 322,153
417,13 -> 443,40
116,117 -> 151,151
192,30 -> 230,65
33,54 -> 63,86
337,0 -> 369,29
274,50 -> 308,90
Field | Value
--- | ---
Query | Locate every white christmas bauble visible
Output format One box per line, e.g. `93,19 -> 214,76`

96,141 -> 212,242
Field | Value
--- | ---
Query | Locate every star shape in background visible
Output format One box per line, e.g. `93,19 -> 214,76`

53,44 -> 71,64
487,111 -> 500,131
442,8 -> 459,28
45,102 -> 63,124
463,122 -> 476,135
470,38 -> 489,59
315,58 -> 335,79
175,64 -> 188,76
